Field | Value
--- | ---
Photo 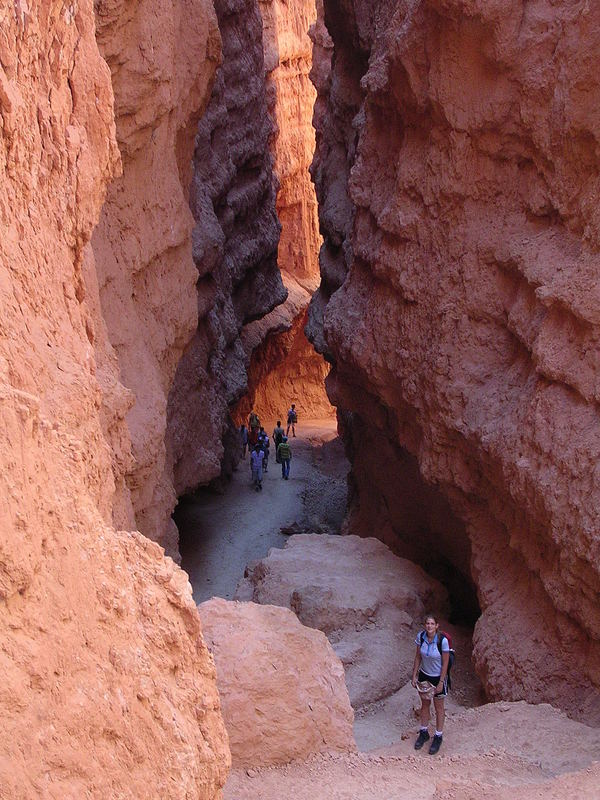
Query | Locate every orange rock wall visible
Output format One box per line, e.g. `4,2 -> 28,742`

0,1 -> 230,795
260,0 -> 321,284
233,276 -> 332,426
91,0 -> 221,554
311,0 -> 600,722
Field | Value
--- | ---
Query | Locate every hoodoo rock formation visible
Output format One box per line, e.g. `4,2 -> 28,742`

309,0 -> 600,721
6,0 -> 600,793
1,1 -> 229,796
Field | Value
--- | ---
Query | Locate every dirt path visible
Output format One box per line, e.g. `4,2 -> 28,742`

225,702 -> 600,799
178,419 -> 340,603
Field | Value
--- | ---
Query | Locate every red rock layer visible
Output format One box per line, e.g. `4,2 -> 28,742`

233,275 -> 331,425
0,1 -> 229,795
166,0 -> 288,505
311,0 -> 600,722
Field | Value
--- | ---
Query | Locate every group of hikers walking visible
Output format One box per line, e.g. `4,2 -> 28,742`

240,405 -> 297,491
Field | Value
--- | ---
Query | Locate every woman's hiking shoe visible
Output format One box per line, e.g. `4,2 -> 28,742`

428,734 -> 442,755
414,730 -> 430,750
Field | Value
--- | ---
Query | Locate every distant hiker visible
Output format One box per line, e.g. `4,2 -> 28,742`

286,404 -> 297,437
240,424 -> 248,459
250,444 -> 264,491
248,425 -> 259,449
273,420 -> 285,461
258,427 -> 270,472
411,614 -> 451,756
277,435 -> 292,480
249,410 -> 260,432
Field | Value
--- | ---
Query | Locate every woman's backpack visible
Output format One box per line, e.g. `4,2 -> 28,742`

419,630 -> 455,688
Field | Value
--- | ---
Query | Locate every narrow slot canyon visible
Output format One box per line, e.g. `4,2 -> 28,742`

2,2 -> 600,799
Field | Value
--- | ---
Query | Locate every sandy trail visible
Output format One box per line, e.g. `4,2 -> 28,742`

224,702 -> 600,799
178,418 -> 340,603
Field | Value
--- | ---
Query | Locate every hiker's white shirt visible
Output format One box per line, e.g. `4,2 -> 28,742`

415,632 -> 449,676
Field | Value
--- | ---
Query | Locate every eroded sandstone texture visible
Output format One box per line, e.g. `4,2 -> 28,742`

0,1 -> 229,796
237,534 -> 448,706
92,0 -> 221,554
310,0 -> 600,721
166,0 -> 287,506
199,598 -> 355,766
233,274 -> 332,424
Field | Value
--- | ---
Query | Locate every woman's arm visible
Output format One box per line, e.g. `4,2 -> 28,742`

437,651 -> 450,691
411,644 -> 421,687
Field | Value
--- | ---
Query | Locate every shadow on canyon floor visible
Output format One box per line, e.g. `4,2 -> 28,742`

176,418 -> 345,603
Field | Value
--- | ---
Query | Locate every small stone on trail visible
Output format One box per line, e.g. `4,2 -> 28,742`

280,521 -> 305,535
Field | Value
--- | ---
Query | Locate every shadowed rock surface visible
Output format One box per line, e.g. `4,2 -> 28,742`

236,534 -> 450,706
166,0 -> 287,524
309,0 -> 600,721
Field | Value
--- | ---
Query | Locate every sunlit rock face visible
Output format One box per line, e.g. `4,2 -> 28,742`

166,0 -> 287,509
261,0 -> 322,285
0,1 -> 229,795
198,598 -> 356,767
311,0 -> 600,722
92,0 -> 221,553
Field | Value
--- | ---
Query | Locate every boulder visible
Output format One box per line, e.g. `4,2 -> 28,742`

198,598 -> 356,767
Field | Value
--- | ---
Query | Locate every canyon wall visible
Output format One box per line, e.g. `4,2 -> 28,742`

233,0 -> 333,428
92,0 -> 221,554
311,0 -> 600,721
166,0 -> 288,504
0,1 -> 230,795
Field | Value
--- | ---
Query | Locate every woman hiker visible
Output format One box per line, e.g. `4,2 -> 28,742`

411,613 -> 450,755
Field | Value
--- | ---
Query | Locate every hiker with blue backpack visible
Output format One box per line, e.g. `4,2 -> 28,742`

411,614 -> 454,755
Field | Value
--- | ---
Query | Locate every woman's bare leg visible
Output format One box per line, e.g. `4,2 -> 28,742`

420,698 -> 431,729
433,697 -> 445,732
